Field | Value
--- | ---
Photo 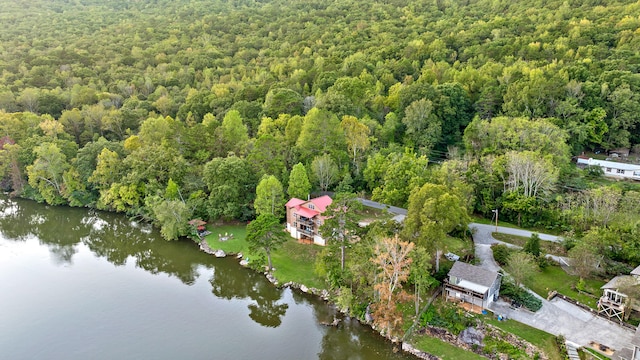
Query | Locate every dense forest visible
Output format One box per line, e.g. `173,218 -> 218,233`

1,0 -> 640,300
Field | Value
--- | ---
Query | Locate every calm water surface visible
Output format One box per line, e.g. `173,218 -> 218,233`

0,197 -> 413,360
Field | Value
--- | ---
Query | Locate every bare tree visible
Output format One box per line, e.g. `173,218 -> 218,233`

583,186 -> 621,227
370,235 -> 414,337
311,153 -> 338,191
505,151 -> 558,198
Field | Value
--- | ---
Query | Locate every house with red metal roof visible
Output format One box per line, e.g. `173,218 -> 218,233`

285,195 -> 333,246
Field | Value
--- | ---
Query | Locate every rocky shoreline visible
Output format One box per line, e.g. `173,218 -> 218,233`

198,239 -> 546,360
198,239 -> 437,359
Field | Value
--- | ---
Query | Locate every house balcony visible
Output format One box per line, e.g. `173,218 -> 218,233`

598,296 -> 626,311
297,216 -> 315,226
298,226 -> 315,237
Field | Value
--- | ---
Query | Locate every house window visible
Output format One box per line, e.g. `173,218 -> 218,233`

606,168 -> 612,172
294,221 -> 297,227
617,169 -> 624,174
308,204 -> 315,210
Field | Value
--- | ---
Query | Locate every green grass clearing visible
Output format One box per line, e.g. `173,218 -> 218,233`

582,347 -> 609,360
491,232 -> 567,256
483,316 -> 563,360
204,223 -> 326,289
271,240 -> 325,289
441,236 -> 474,258
204,224 -> 249,254
411,335 -> 486,360
528,265 -> 604,308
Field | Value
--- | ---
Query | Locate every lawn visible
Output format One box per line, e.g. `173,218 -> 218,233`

271,240 -> 325,289
483,316 -> 563,360
528,265 -> 604,308
204,224 -> 249,254
442,236 -> 474,258
411,336 -> 486,360
491,232 -> 567,256
203,222 -> 326,289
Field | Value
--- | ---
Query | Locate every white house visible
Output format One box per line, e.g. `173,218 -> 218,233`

577,157 -> 640,180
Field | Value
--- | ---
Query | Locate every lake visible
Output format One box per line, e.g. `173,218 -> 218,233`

0,196 -> 414,360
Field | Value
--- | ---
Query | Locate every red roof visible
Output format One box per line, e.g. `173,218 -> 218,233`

296,206 -> 319,218
309,195 -> 332,212
188,219 -> 207,226
285,198 -> 306,208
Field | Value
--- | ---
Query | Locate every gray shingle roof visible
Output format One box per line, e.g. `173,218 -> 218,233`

448,261 -> 499,288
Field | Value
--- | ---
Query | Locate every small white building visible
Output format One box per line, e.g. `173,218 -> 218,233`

577,157 -> 640,180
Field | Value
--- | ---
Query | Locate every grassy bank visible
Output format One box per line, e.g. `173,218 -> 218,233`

483,316 -> 563,360
412,336 -> 486,359
529,265 -> 603,308
491,232 -> 567,256
203,222 -> 325,289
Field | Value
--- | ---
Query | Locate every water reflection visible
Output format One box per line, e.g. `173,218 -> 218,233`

210,260 -> 289,327
0,196 -> 415,360
0,197 -> 33,241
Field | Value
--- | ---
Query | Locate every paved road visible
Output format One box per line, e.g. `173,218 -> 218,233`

469,223 -> 560,243
358,198 -> 407,215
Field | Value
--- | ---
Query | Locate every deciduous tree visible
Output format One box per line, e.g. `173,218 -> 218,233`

403,183 -> 470,271
26,142 -> 70,205
254,175 -> 285,218
505,252 -> 538,289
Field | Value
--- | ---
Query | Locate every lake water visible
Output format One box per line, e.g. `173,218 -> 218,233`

0,196 -> 413,360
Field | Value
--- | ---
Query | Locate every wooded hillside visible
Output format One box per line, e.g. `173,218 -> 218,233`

0,0 -> 639,259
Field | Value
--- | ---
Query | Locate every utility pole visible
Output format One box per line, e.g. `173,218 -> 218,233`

492,208 -> 498,232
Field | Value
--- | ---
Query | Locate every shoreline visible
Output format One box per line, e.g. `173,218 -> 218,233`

197,238 -> 435,360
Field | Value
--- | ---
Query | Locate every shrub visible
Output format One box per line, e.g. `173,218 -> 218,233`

433,262 -> 453,282
523,233 -> 541,257
555,335 -> 568,359
484,337 -> 525,359
500,280 -> 543,312
419,302 -> 475,335
537,256 -> 552,269
492,244 -> 514,266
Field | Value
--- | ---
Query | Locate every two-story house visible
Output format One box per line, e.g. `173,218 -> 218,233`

444,261 -> 502,311
285,195 -> 333,246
